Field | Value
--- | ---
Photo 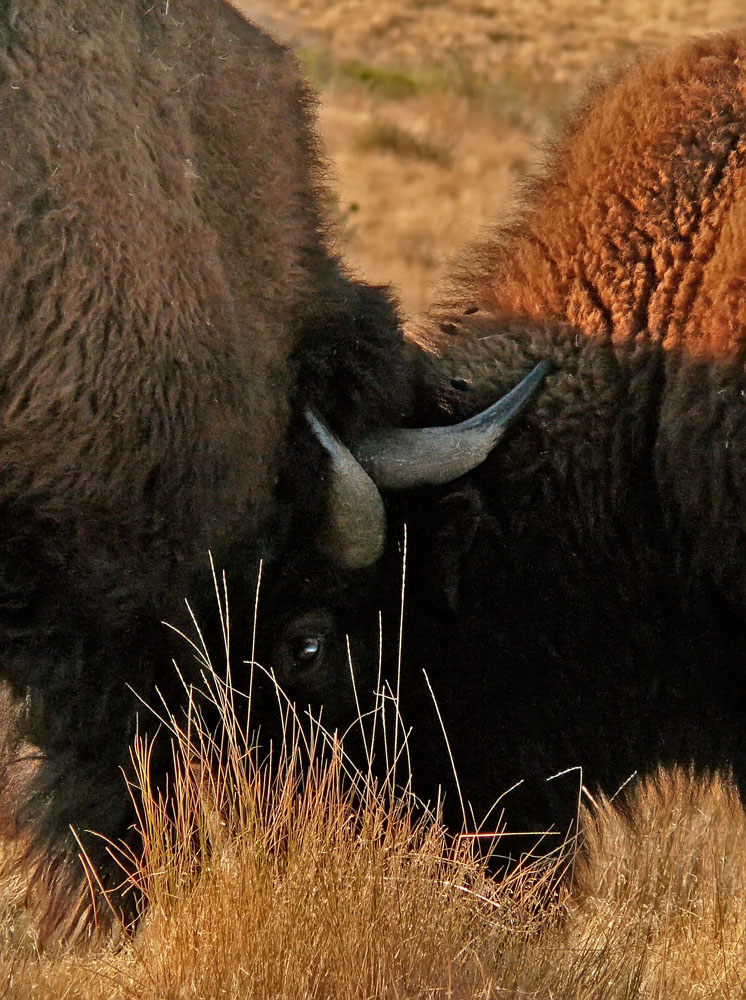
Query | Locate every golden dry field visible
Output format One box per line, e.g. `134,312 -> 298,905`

238,0 -> 746,315
4,682 -> 746,1000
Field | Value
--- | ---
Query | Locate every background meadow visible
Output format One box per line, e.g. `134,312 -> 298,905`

237,0 -> 746,315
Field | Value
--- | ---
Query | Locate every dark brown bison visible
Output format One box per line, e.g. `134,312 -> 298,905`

264,29 -> 746,864
0,0 -> 543,941
0,0 -> 406,939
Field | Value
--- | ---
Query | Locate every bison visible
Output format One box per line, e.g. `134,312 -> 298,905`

0,0 -> 542,941
264,29 -> 746,863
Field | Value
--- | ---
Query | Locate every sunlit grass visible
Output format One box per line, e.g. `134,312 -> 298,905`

0,584 -> 555,997
0,586 -> 745,995
254,0 -> 746,316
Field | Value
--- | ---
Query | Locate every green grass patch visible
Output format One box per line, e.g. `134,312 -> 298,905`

298,45 -> 569,128
298,46 -> 489,101
354,119 -> 452,165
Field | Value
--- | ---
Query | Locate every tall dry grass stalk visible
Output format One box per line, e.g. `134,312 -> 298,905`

0,613 -> 554,998
0,609 -> 744,995
115,617 -> 558,999
122,710 -> 553,998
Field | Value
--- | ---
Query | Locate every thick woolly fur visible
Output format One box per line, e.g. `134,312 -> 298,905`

0,0 -> 411,942
391,31 -> 746,857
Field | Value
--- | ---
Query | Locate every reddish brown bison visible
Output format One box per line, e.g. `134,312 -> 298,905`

0,0 -> 542,940
265,29 -> 746,864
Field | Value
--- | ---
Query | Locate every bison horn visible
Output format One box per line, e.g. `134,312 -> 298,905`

352,358 -> 552,490
306,409 -> 388,570
307,359 -> 550,568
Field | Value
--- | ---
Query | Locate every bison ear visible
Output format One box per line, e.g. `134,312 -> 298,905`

429,487 -> 484,613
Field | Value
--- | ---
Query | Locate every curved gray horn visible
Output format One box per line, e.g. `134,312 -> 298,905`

306,409 -> 387,570
353,358 -> 552,490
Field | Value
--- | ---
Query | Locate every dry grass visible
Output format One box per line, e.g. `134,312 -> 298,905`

0,635 -> 558,999
236,0 -> 746,315
565,771 -> 746,996
1,644 -> 746,996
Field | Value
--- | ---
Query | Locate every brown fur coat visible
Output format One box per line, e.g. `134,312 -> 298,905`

0,0 -> 410,941
391,30 -> 746,850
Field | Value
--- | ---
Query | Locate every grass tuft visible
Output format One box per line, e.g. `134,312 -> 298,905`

354,119 -> 452,164
0,594 -> 745,995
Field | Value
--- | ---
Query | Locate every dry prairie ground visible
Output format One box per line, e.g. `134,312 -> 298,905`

236,0 -> 746,314
3,684 -> 746,999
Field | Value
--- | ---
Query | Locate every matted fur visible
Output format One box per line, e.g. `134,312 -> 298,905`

372,31 -> 746,856
0,0 -> 412,943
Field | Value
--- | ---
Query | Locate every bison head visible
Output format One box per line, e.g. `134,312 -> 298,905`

248,359 -> 551,738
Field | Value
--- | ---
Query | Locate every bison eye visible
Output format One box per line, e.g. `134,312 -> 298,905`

293,635 -> 324,667
276,610 -> 334,683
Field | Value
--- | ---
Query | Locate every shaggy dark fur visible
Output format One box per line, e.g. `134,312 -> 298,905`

265,30 -> 746,865
391,30 -> 746,858
0,0 -> 412,941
